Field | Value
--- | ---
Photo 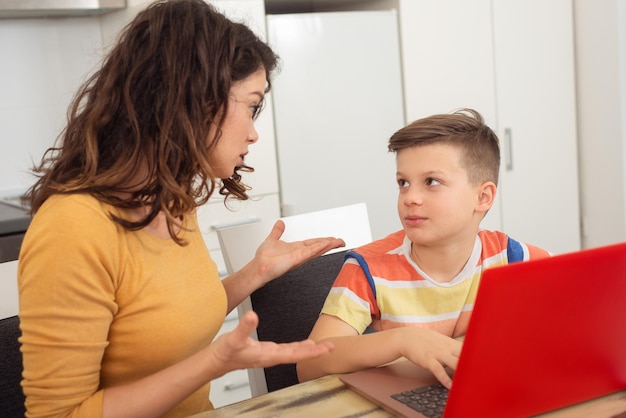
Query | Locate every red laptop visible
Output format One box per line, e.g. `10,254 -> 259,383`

340,242 -> 626,417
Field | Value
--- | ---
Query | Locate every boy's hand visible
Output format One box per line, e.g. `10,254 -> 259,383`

400,328 -> 462,389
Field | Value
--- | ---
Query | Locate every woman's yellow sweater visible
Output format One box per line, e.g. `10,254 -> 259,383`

18,194 -> 227,417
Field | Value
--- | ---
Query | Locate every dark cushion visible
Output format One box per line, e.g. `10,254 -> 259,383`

251,250 -> 347,392
0,315 -> 25,418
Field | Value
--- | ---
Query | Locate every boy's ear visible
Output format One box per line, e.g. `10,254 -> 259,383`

476,181 -> 497,213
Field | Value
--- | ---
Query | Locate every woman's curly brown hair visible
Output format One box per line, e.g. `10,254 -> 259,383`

25,0 -> 279,244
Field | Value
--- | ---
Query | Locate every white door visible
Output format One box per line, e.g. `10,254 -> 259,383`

267,10 -> 405,240
398,0 -> 581,254
493,0 -> 581,254
396,0 -> 503,233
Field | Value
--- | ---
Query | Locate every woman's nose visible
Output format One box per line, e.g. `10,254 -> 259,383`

248,121 -> 259,144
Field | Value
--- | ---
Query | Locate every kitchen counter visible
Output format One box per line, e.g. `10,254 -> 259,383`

0,200 -> 30,235
0,200 -> 31,263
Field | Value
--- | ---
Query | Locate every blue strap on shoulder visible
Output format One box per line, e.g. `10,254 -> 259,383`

506,237 -> 525,263
344,251 -> 377,300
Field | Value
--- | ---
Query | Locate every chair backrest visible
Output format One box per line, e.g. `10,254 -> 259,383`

217,202 -> 372,396
251,249 -> 348,392
0,315 -> 25,418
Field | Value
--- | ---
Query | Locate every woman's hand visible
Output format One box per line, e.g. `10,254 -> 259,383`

208,310 -> 335,378
252,220 -> 345,286
221,220 -> 345,314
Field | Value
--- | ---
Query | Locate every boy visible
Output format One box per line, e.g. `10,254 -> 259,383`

296,109 -> 551,389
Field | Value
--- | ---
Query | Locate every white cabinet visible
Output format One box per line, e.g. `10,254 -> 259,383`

264,0 -> 581,253
398,0 -> 581,254
266,10 -> 405,240
396,0 -> 503,234
572,0 -> 626,249
491,0 -> 580,254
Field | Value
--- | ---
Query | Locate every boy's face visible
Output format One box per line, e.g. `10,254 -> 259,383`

396,143 -> 488,248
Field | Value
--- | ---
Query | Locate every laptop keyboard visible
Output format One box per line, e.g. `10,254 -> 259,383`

391,382 -> 449,418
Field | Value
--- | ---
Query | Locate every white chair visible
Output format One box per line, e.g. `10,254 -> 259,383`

0,261 -> 19,319
216,203 -> 372,396
0,261 -> 25,417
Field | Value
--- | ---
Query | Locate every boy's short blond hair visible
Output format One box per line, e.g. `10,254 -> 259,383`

388,108 -> 500,186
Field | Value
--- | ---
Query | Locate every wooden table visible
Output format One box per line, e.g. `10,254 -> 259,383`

191,374 -> 626,418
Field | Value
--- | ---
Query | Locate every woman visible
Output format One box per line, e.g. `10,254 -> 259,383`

17,1 -> 343,417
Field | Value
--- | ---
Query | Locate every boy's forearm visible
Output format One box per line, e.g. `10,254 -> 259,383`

296,329 -> 403,382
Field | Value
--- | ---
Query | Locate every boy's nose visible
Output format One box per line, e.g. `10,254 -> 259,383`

403,188 -> 424,205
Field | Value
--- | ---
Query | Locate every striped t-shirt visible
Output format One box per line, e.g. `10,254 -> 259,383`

320,229 -> 551,337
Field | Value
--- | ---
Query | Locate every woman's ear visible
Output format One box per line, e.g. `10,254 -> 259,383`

476,181 -> 497,214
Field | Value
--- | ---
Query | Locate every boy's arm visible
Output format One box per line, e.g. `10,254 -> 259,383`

296,314 -> 394,382
296,314 -> 462,389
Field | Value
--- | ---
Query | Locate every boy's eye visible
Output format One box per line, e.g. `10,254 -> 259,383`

397,179 -> 409,188
426,177 -> 441,186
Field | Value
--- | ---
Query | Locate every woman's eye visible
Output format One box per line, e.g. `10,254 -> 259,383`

250,104 -> 262,120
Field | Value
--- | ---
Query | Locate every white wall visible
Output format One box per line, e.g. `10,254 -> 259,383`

0,18 -> 103,197
574,0 -> 626,248
1,0 -> 626,249
0,0 -> 273,200
620,0 -> 626,240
